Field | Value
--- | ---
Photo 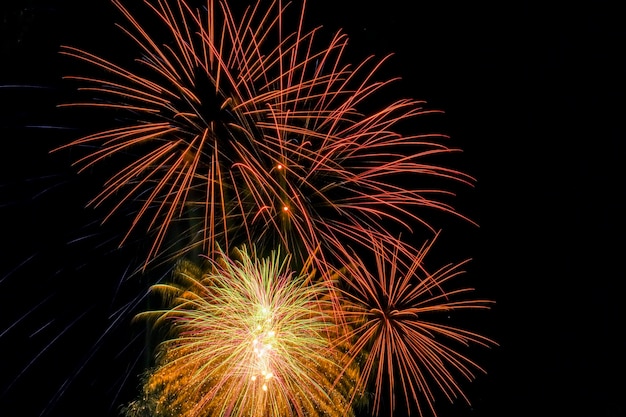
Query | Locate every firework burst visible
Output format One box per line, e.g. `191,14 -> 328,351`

124,246 -> 357,417
334,233 -> 494,416
56,0 -> 474,272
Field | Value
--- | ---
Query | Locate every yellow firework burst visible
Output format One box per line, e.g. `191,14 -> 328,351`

124,246 -> 357,417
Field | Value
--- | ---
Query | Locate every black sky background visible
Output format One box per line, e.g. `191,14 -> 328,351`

1,1 -> 625,417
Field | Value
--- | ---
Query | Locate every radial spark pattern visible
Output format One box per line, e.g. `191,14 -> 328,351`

124,247 -> 357,417
57,0 -> 473,271
335,234 -> 494,416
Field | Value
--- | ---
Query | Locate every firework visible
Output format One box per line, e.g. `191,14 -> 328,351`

124,246 -> 357,417
333,233 -> 494,417
56,0 -> 474,271
44,1 -> 495,416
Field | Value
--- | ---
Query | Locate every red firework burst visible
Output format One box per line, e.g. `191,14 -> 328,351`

55,0 -> 474,273
334,232 -> 495,417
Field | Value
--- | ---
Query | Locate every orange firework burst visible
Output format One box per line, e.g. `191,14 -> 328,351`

334,233 -> 495,417
56,0 -> 474,272
124,246 -> 358,417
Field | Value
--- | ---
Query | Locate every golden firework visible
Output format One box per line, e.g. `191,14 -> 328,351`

125,246 -> 358,417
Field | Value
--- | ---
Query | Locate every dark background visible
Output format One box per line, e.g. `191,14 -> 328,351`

1,1 -> 625,416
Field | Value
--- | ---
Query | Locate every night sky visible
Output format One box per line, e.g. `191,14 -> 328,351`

2,1 -> 625,417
